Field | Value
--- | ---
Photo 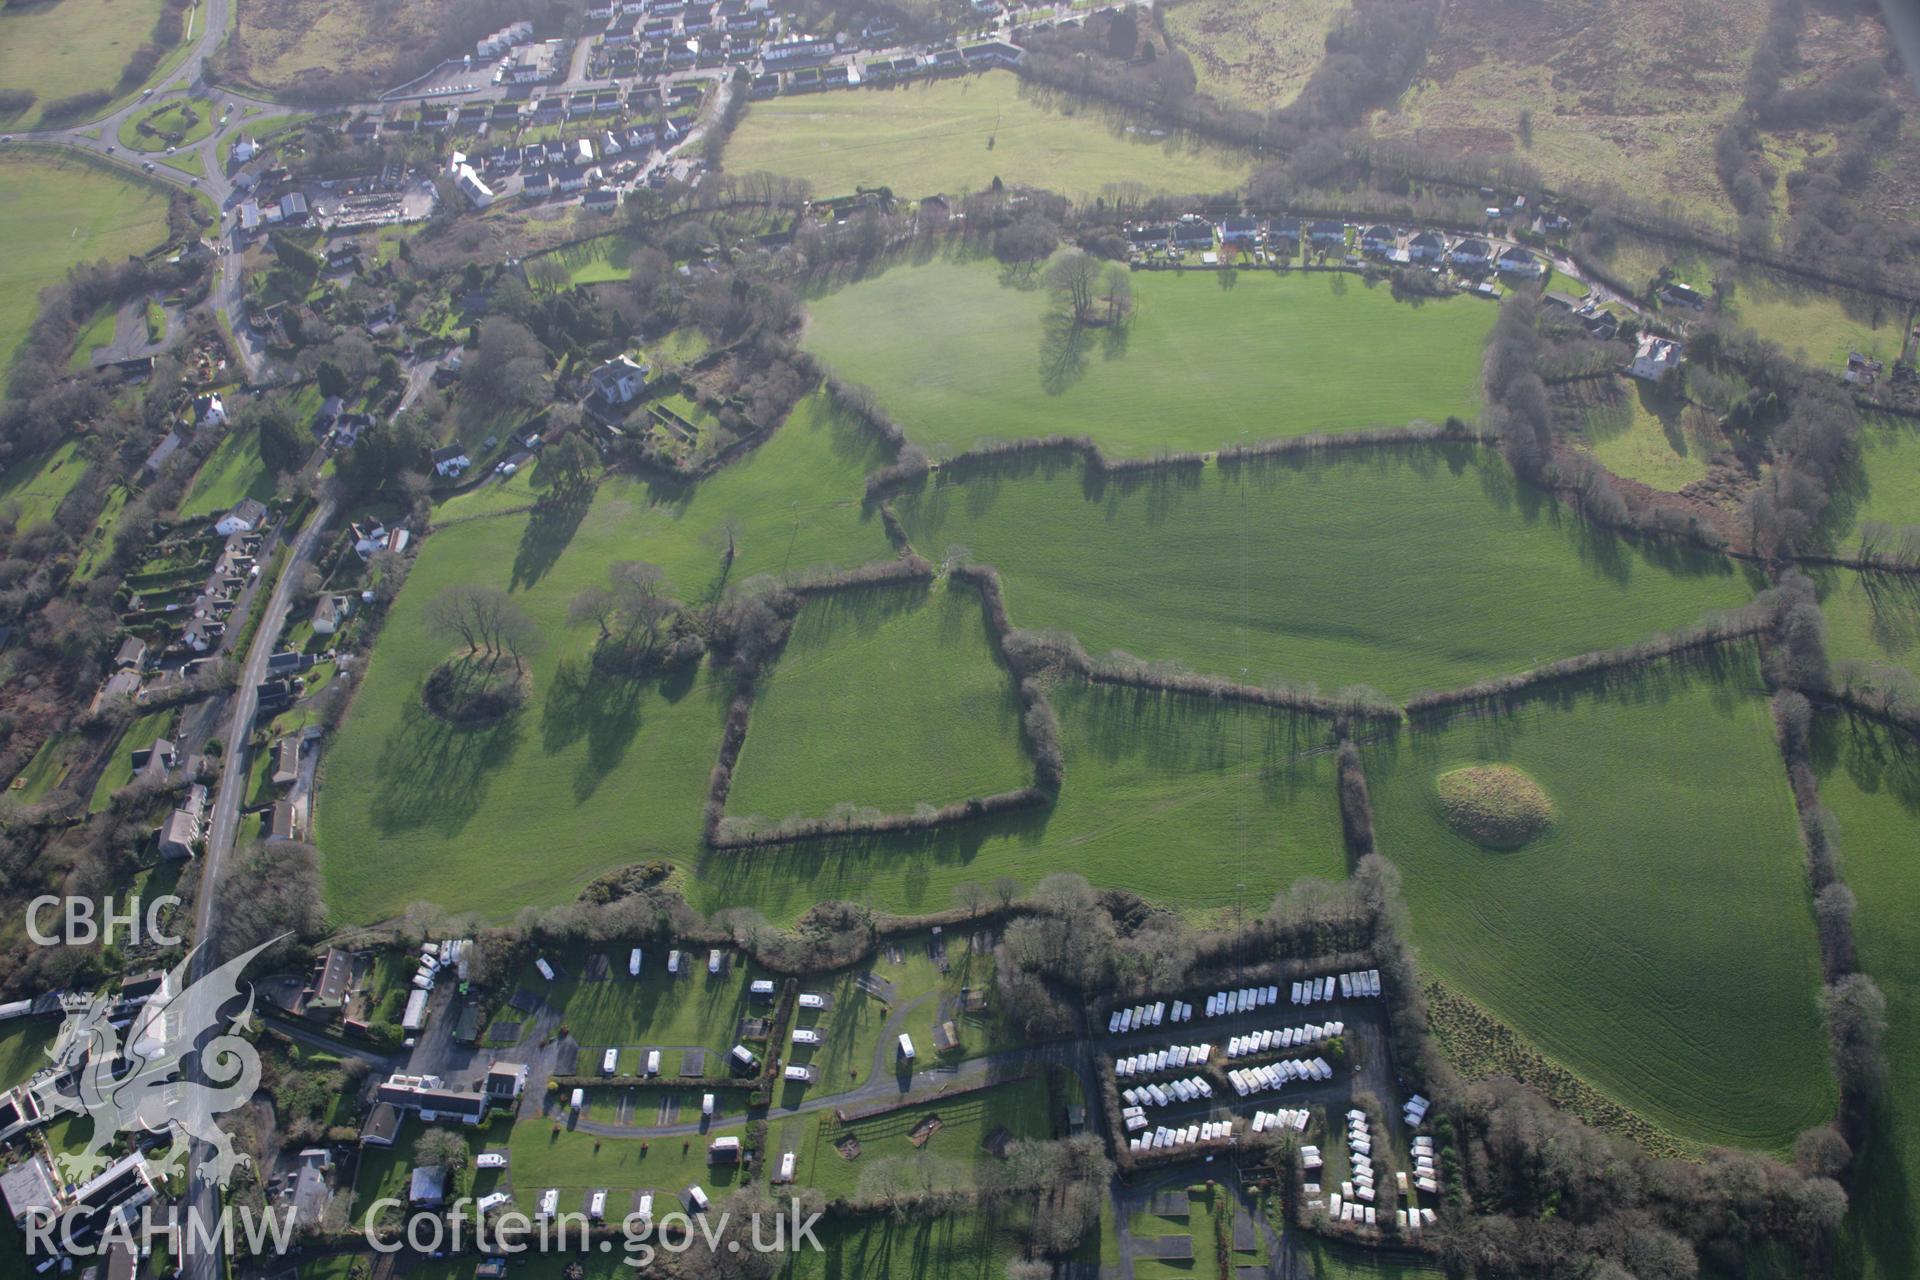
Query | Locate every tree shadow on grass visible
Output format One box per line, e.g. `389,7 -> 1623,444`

542,653 -> 706,802
367,692 -> 524,837
510,490 -> 594,591
1037,311 -> 1090,396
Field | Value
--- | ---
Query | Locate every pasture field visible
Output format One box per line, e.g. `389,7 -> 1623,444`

0,0 -> 175,128
1824,416 -> 1920,555
890,448 -> 1758,700
794,1073 -> 1052,1200
803,259 -> 1494,457
0,439 -> 88,530
179,426 -> 277,517
1723,278 -> 1911,370
1814,568 -> 1918,674
1368,0 -> 1770,219
783,1213 -> 1016,1280
692,679 -> 1347,926
1161,0 -> 1345,111
67,305 -> 118,371
1580,379 -> 1712,492
506,945 -> 752,1061
1815,713 -> 1920,1280
0,153 -> 171,396
1361,653 -> 1833,1152
315,394 -> 895,924
726,579 -> 1033,823
724,72 -> 1253,202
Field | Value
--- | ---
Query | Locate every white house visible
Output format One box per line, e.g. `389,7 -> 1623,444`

1496,246 -> 1546,279
432,444 -> 471,478
312,593 -> 351,635
588,355 -> 648,405
231,136 -> 257,165
455,164 -> 495,210
194,393 -> 228,427
214,498 -> 268,536
1630,334 -> 1683,381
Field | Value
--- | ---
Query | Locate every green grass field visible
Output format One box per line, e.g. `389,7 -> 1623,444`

1815,568 -> 1919,675
0,439 -> 89,530
891,447 -> 1759,700
727,579 -> 1033,823
1817,712 -> 1920,1280
8,733 -> 79,802
1825,417 -> 1920,555
1362,654 -> 1834,1152
0,1020 -> 55,1090
785,1212 -> 1016,1280
506,1111 -> 754,1214
316,394 -> 896,924
725,72 -> 1253,202
0,0 -> 175,128
0,153 -> 171,396
1581,378 -> 1713,492
694,679 -> 1348,926
804,259 -> 1495,458
178,427 -> 278,518
1162,0 -> 1346,111
1724,277 -> 1910,370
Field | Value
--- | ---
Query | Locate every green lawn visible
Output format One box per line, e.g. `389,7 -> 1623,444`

1362,653 -> 1834,1153
8,733 -> 79,802
119,96 -> 215,152
1725,276 -> 1910,370
75,484 -> 130,580
92,707 -> 176,810
513,946 -> 753,1060
727,579 -> 1034,823
1817,712 -> 1920,1280
506,1112 -> 753,1214
784,1212 -> 1016,1280
0,1020 -> 55,1090
67,304 -> 118,371
316,393 -> 896,924
0,153 -> 171,396
347,1115 -> 514,1223
0,439 -> 89,530
178,427 -> 278,518
0,0 -> 176,128
693,679 -> 1348,927
725,71 -> 1253,201
892,447 -> 1759,701
804,259 -> 1496,458
1581,378 -> 1713,492
795,1074 -> 1052,1200
549,234 -> 641,286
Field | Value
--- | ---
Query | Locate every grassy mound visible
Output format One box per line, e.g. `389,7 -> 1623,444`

1437,765 -> 1554,849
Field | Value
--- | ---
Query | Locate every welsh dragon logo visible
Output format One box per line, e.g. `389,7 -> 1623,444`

41,938 -> 282,1190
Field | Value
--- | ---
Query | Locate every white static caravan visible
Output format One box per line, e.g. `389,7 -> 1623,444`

588,1190 -> 607,1220
751,979 -> 776,999
539,1189 -> 559,1218
535,958 -> 556,982
686,1186 -> 709,1213
629,948 -> 643,976
569,1087 -> 584,1110
402,989 -> 429,1032
635,1193 -> 654,1223
668,949 -> 682,973
898,1033 -> 915,1061
645,1049 -> 661,1076
709,1137 -> 741,1159
776,1152 -> 796,1183
601,1049 -> 618,1075
708,949 -> 722,974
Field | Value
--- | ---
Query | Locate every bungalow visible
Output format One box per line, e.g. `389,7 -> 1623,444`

141,430 -> 191,480
1449,237 -> 1493,269
194,393 -> 229,427
271,737 -> 301,788
1359,224 -> 1397,255
1308,220 -> 1346,249
432,444 -> 472,478
266,798 -> 300,842
1220,215 -> 1260,246
363,301 -> 399,336
131,737 -> 175,781
1582,311 -> 1620,341
230,136 -> 258,165
1630,334 -> 1683,381
583,187 -> 620,213
215,498 -> 269,536
312,592 -> 352,635
1407,230 -> 1446,264
116,636 -> 149,671
1658,281 -> 1708,310
589,355 -> 649,406
1496,245 -> 1545,279
485,1062 -> 530,1100
279,192 -> 310,223
238,200 -> 262,233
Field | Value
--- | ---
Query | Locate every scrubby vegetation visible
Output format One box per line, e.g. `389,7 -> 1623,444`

1434,765 -> 1554,850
